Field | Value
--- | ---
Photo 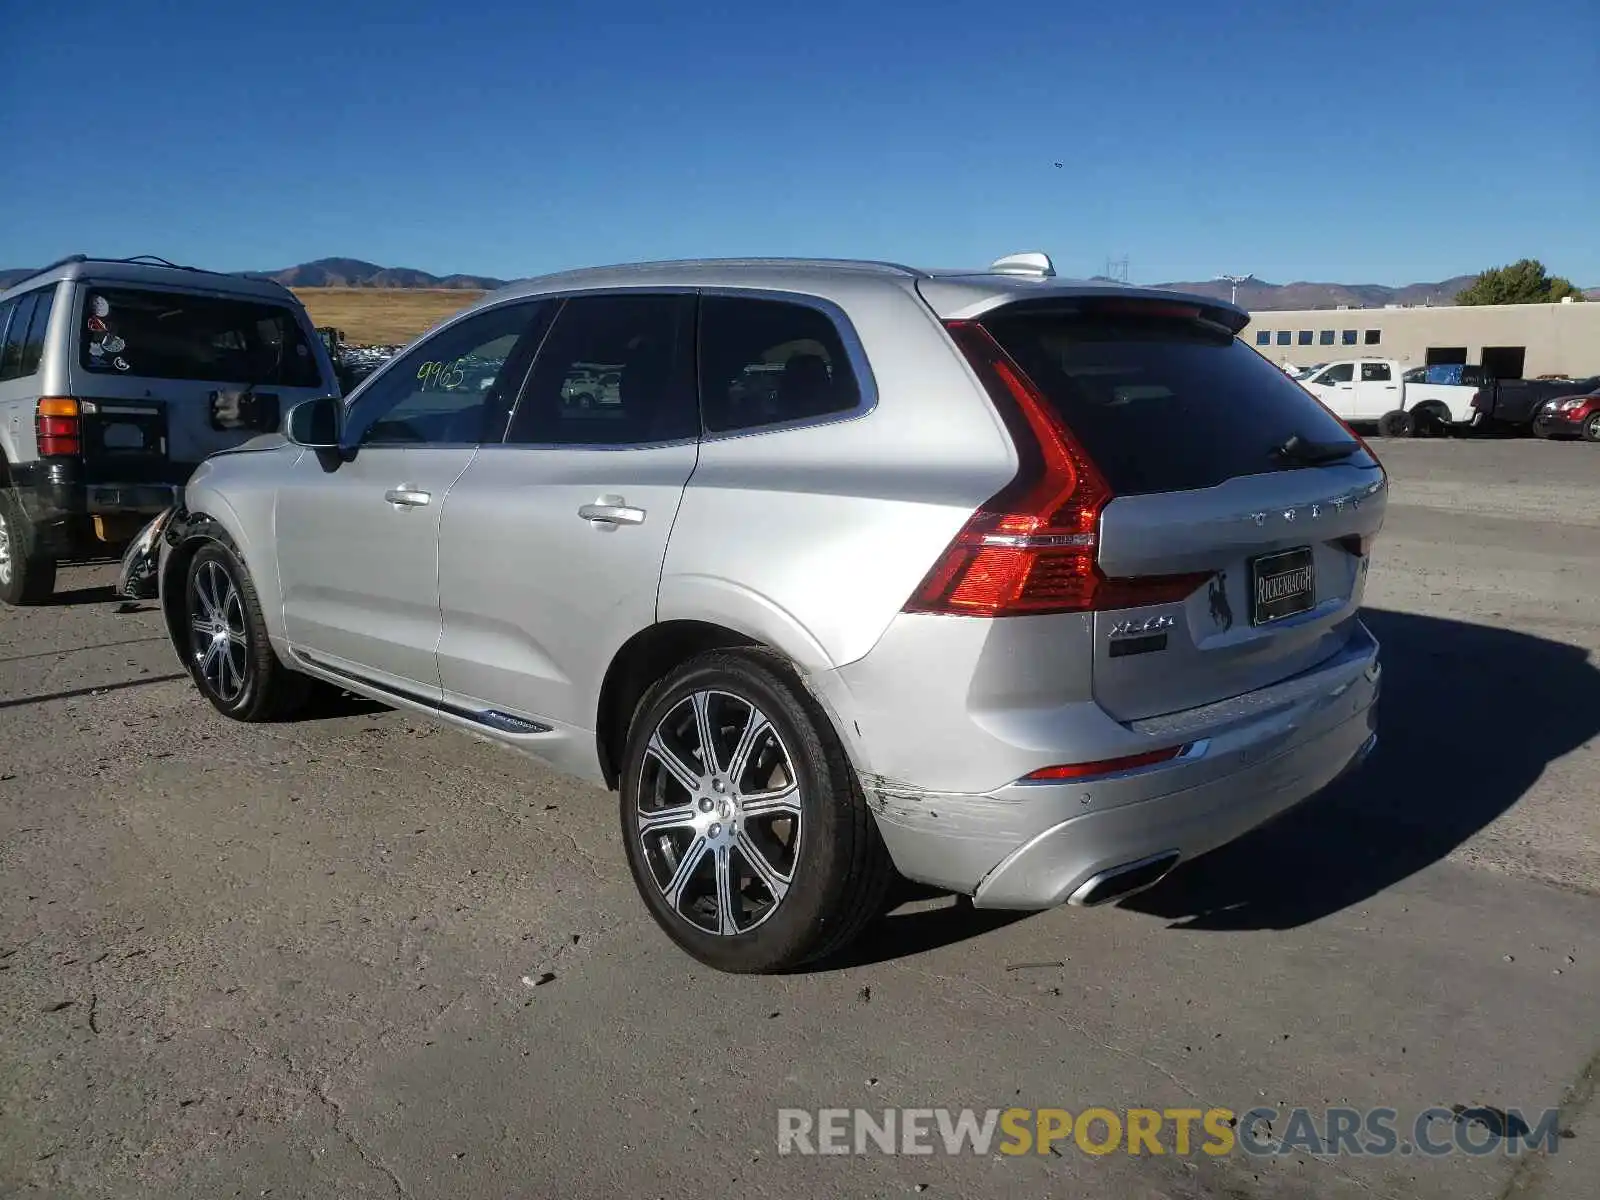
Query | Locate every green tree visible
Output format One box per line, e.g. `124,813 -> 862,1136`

1455,259 -> 1585,305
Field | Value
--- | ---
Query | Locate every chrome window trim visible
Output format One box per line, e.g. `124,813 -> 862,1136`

344,284 -> 880,452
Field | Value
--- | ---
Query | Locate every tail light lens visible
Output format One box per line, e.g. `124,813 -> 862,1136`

36,397 -> 82,457
904,321 -> 1209,617
1022,744 -> 1190,781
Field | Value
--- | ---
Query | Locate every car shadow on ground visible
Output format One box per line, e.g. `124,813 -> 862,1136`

47,584 -> 120,606
809,881 -> 1034,971
1124,607 -> 1600,930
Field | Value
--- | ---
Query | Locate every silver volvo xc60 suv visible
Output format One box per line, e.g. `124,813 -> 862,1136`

131,252 -> 1386,973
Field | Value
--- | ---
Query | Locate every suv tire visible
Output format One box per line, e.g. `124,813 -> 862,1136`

619,649 -> 894,973
182,541 -> 311,722
0,489 -> 56,606
1377,409 -> 1414,438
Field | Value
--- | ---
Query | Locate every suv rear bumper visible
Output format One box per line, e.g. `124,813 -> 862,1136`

821,619 -> 1381,906
9,459 -> 190,554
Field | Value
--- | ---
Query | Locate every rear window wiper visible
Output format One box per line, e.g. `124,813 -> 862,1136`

1272,432 -> 1359,467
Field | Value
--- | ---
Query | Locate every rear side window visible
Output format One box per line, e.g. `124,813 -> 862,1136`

698,296 -> 861,433
0,292 -> 38,381
78,288 -> 322,387
1361,362 -> 1391,382
981,307 -> 1377,495
18,286 -> 56,376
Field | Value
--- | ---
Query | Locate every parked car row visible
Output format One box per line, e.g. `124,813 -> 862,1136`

1291,354 -> 1598,441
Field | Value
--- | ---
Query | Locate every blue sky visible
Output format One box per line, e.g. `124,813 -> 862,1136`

3,0 -> 1596,285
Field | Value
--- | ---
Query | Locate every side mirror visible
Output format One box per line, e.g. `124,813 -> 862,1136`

284,396 -> 342,449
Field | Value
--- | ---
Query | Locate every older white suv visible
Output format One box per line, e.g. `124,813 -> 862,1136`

126,252 -> 1386,973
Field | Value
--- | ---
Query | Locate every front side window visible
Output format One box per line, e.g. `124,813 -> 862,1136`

504,294 -> 697,446
698,296 -> 862,434
1320,363 -> 1355,384
77,288 -> 322,386
347,301 -> 549,446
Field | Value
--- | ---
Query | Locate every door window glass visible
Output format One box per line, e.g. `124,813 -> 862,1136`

347,301 -> 548,446
504,294 -> 697,446
1360,362 -> 1391,382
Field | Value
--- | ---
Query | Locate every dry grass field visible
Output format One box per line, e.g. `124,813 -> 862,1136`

291,287 -> 486,345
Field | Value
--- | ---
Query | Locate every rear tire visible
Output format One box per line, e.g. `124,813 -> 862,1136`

619,649 -> 894,973
1377,410 -> 1414,438
0,489 -> 56,606
182,541 -> 311,721
1413,406 -> 1449,438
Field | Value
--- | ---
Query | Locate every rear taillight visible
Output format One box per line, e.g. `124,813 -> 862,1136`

904,321 -> 1210,617
36,398 -> 82,457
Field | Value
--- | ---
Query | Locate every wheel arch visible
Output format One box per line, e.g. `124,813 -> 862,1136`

594,620 -> 762,790
159,511 -> 245,653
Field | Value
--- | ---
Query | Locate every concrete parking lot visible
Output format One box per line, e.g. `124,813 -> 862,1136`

2,438 -> 1596,1199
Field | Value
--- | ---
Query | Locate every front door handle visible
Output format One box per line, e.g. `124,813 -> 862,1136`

578,495 -> 646,526
385,487 -> 431,508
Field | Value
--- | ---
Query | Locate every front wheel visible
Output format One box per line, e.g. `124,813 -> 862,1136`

0,489 -> 56,606
183,541 -> 310,721
1584,413 -> 1600,443
619,650 -> 893,973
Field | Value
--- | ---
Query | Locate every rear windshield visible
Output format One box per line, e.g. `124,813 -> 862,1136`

79,287 -> 322,388
981,307 -> 1378,494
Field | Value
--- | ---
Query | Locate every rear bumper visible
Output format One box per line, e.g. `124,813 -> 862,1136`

14,458 -> 192,521
844,621 -> 1381,906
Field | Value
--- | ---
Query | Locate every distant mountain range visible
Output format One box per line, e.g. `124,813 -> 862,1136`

3,257 -> 1596,308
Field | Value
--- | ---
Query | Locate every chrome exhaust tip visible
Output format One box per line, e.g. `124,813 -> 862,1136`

1068,851 -> 1181,907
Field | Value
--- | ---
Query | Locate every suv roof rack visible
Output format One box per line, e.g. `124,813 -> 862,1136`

4,253 -> 291,294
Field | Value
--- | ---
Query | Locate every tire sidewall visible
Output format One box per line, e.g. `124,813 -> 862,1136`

0,488 -> 54,606
183,541 -> 272,719
618,653 -> 856,972
1585,413 -> 1600,443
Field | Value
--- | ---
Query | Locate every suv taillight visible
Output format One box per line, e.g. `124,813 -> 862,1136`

903,321 -> 1209,617
36,398 -> 82,457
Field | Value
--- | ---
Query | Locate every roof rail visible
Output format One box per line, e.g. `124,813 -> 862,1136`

989,251 -> 1056,278
2,253 -> 88,292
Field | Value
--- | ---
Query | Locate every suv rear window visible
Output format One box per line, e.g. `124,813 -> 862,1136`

980,306 -> 1377,494
79,287 -> 322,387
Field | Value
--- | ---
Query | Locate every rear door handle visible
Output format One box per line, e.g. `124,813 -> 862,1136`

578,495 -> 646,526
385,487 -> 431,507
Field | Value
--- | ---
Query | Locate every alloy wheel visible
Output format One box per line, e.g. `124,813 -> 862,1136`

634,689 -> 803,936
189,559 -> 250,702
0,510 -> 11,586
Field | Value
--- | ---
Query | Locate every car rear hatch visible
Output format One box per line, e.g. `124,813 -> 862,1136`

70,284 -> 331,466
910,289 -> 1387,724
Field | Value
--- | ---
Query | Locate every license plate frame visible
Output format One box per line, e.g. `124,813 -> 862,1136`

1250,546 -> 1316,625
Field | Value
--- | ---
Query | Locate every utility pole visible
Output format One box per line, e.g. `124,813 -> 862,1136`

1215,273 -> 1254,305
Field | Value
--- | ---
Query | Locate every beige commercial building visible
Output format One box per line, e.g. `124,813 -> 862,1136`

1245,299 -> 1598,379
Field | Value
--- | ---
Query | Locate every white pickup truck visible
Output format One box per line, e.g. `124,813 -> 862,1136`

1298,358 -> 1477,436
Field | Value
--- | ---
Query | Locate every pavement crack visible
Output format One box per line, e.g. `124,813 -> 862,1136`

312,1078 -> 414,1200
1497,1039 -> 1598,1200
